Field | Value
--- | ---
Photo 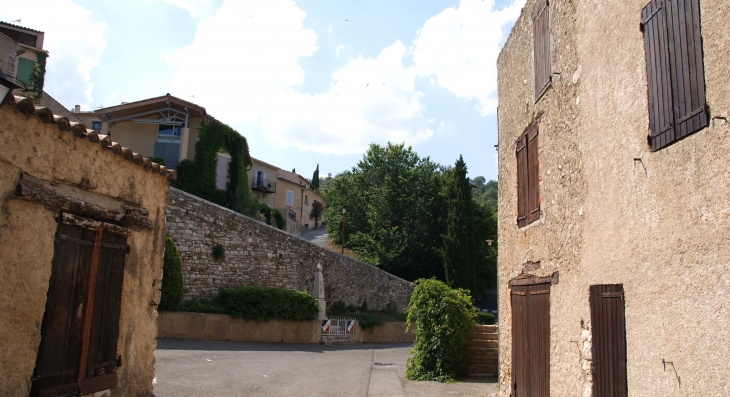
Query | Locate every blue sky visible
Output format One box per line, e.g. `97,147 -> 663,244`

1,0 -> 525,181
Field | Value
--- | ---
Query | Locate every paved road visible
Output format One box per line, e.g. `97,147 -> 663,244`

154,339 -> 497,397
297,226 -> 329,248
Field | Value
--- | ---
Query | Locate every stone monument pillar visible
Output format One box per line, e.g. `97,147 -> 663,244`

312,264 -> 327,319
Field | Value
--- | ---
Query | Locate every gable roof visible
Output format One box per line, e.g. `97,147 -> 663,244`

7,95 -> 176,180
95,94 -> 207,125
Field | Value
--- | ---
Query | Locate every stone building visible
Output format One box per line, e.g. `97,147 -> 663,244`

0,96 -> 174,396
496,0 -> 729,395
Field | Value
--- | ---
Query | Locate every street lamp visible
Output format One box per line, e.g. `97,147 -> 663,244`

341,205 -> 347,254
0,67 -> 20,109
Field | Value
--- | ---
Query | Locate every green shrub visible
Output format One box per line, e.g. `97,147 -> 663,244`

148,156 -> 166,166
353,313 -> 384,330
359,300 -> 368,312
346,304 -> 357,312
158,236 -> 183,311
179,297 -> 226,314
476,311 -> 495,325
213,286 -> 319,321
329,301 -> 346,316
406,279 -> 477,383
212,244 -> 225,260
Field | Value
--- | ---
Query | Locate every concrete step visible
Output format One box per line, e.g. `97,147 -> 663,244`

320,334 -> 359,345
469,364 -> 498,377
470,356 -> 498,365
469,338 -> 498,348
466,347 -> 498,357
472,324 -> 498,333
472,332 -> 498,341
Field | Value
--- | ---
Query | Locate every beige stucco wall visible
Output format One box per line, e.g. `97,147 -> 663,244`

107,116 -> 202,162
496,0 -> 730,396
0,104 -> 170,396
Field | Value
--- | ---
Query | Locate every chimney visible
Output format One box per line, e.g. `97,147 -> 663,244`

74,105 -> 80,112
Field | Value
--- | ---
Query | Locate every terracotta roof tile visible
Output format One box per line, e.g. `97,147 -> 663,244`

9,95 -> 177,181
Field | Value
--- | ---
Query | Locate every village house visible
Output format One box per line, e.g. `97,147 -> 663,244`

496,0 -> 728,395
0,94 -> 173,396
248,157 -> 326,234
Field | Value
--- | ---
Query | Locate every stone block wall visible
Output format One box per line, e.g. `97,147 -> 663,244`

166,188 -> 414,311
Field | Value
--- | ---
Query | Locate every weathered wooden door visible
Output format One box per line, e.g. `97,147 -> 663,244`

590,284 -> 627,397
511,283 -> 550,397
32,218 -> 128,397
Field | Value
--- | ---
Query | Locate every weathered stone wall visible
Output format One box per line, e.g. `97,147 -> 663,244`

0,102 -> 169,396
496,0 -> 730,396
166,187 -> 414,312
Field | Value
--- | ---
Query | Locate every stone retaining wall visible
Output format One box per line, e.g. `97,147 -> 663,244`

166,188 -> 414,311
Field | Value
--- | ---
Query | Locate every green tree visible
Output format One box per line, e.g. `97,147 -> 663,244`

471,202 -> 498,291
440,156 -> 475,294
309,200 -> 324,226
323,143 -> 446,281
312,164 -> 320,189
471,177 -> 498,211
159,236 -> 183,311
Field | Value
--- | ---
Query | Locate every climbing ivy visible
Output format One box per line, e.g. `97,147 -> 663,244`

173,119 -> 255,214
406,278 -> 477,383
21,52 -> 47,102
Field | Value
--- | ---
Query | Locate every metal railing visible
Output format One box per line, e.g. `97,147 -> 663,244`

252,179 -> 276,193
321,317 -> 357,335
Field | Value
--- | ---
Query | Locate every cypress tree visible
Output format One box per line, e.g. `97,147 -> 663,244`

312,164 -> 320,189
440,155 -> 475,295
159,235 -> 183,311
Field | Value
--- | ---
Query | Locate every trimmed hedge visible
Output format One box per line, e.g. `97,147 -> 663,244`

159,236 -> 183,311
406,278 -> 477,383
477,311 -> 495,325
180,286 -> 319,322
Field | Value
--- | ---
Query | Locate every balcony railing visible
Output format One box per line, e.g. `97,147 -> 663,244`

252,179 -> 276,193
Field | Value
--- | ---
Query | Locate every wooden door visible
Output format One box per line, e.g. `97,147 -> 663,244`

590,284 -> 627,397
32,219 -> 128,397
511,283 -> 550,397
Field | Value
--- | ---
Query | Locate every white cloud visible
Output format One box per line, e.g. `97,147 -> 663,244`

164,0 -> 318,124
412,0 -> 525,115
0,1 -> 106,108
156,0 -> 218,19
262,41 -> 432,154
335,44 -> 344,58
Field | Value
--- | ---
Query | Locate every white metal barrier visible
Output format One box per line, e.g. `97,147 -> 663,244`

321,317 -> 357,335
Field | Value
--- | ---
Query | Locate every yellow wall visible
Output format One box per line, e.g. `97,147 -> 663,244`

108,121 -> 158,158
248,160 -> 279,208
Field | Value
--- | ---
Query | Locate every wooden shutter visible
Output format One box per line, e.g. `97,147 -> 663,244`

527,125 -> 540,224
32,217 -> 129,397
516,136 -> 529,228
590,284 -> 628,397
32,224 -> 95,397
533,0 -> 551,100
642,0 -> 707,151
665,0 -> 707,140
80,230 -> 127,393
511,283 -> 551,396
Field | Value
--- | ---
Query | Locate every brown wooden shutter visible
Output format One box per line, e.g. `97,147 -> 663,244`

665,0 -> 707,140
80,230 -> 127,393
31,224 -> 95,397
511,286 -> 529,395
642,0 -> 675,151
516,136 -> 529,228
642,0 -> 707,151
590,284 -> 628,397
533,0 -> 551,100
527,125 -> 540,224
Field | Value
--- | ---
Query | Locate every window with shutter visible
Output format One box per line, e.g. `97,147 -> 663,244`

517,123 -> 540,228
533,0 -> 551,101
641,0 -> 707,151
32,216 -> 128,397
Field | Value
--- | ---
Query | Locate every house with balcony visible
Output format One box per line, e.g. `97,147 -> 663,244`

248,158 -> 325,234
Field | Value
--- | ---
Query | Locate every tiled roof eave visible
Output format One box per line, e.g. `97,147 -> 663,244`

8,95 -> 177,181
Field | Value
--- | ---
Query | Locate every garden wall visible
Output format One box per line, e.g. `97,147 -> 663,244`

166,187 -> 414,311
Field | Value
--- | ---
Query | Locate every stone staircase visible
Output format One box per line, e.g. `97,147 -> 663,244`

467,324 -> 498,377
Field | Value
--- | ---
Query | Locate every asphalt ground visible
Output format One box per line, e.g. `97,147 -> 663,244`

153,339 -> 497,397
